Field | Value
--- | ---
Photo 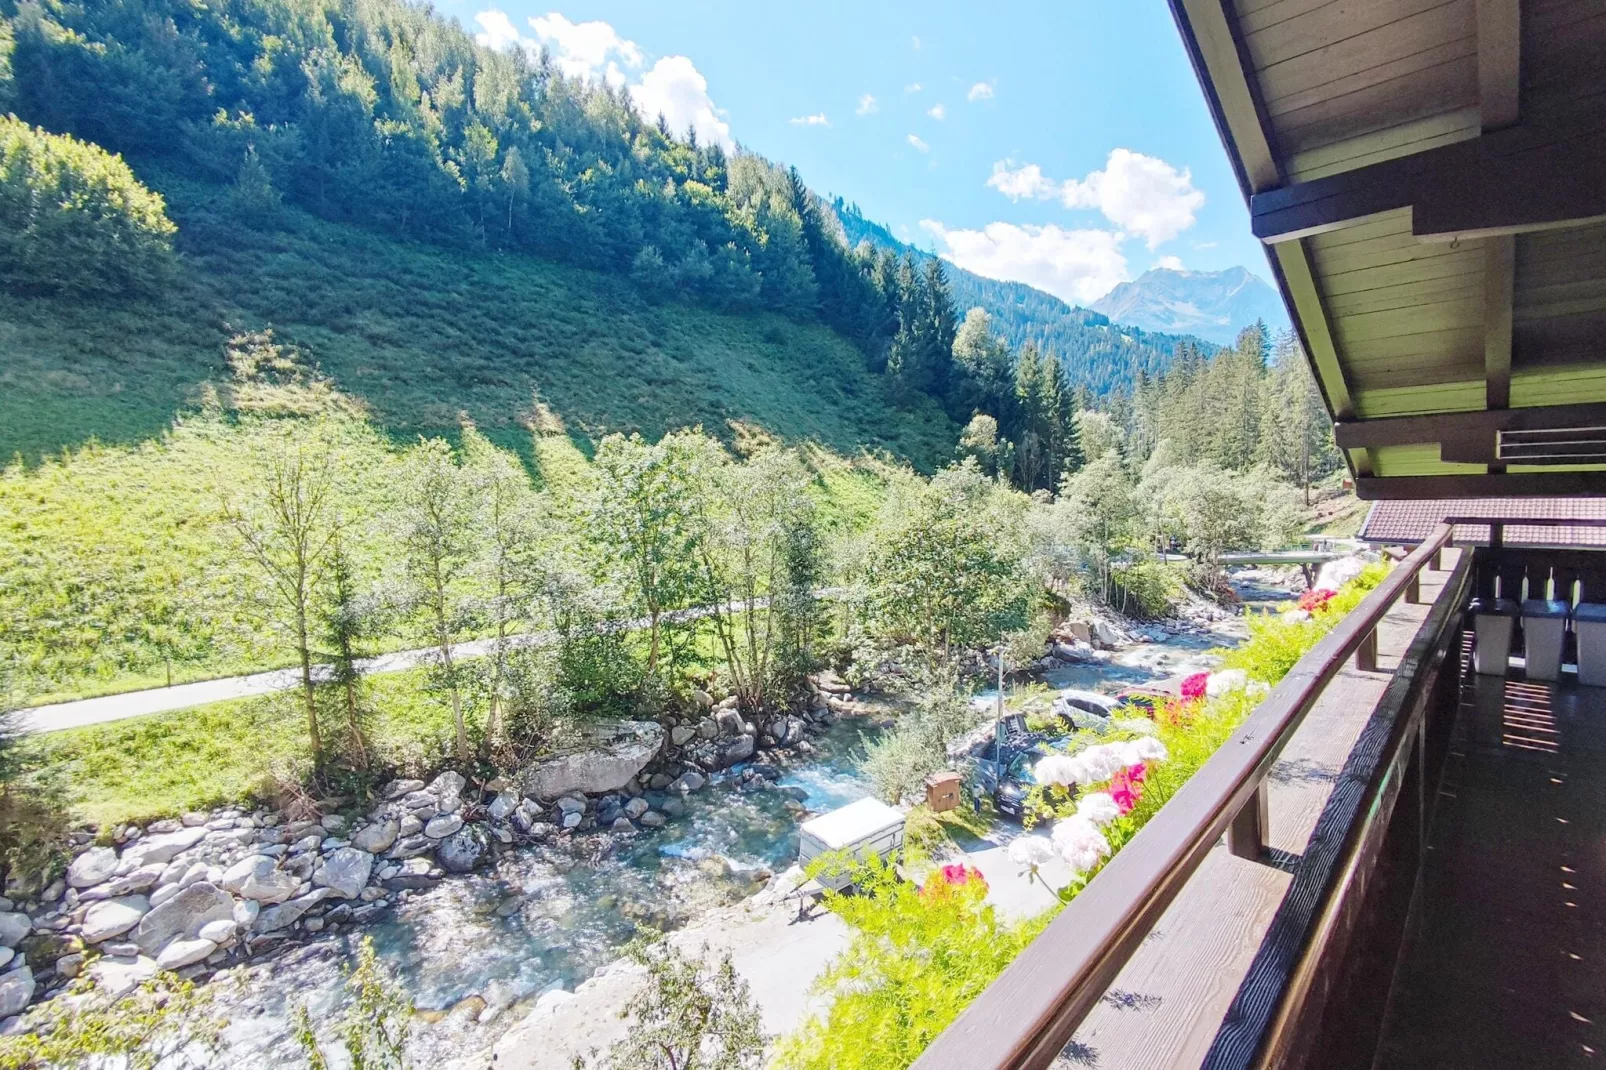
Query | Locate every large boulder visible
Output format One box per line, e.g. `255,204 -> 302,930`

82,896 -> 150,944
437,826 -> 489,874
87,954 -> 158,999
715,734 -> 755,769
67,846 -> 119,889
313,848 -> 374,900
133,882 -> 234,954
352,818 -> 399,855
122,828 -> 208,869
0,966 -> 34,1017
221,855 -> 299,904
516,721 -> 663,799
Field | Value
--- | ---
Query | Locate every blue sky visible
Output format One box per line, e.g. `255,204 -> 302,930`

459,0 -> 1274,309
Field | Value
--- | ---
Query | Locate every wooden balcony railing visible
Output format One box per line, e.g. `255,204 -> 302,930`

914,523 -> 1468,1070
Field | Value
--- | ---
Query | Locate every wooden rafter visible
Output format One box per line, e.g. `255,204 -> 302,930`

1250,113 -> 1606,245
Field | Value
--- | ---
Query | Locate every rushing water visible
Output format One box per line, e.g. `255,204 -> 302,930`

217,718 -> 883,1067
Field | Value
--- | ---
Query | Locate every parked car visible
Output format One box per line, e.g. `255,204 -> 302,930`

1052,688 -> 1119,728
966,714 -> 1053,820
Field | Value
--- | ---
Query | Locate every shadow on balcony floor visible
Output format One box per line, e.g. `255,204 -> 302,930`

1377,674 -> 1606,1068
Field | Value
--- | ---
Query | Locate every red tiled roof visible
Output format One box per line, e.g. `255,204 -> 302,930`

1360,498 -> 1606,547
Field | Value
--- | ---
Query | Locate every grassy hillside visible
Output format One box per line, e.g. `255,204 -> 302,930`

0,178 -> 956,468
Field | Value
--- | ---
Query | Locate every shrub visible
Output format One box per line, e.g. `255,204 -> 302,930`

0,973 -> 222,1069
0,116 -> 175,295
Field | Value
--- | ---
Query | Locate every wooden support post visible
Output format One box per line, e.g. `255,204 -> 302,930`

1357,627 -> 1379,673
1433,547 -> 1445,572
1490,522 -> 1504,550
1227,781 -> 1268,861
1407,572 -> 1422,605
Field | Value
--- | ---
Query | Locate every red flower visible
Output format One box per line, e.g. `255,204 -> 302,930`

923,864 -> 988,898
1109,763 -> 1147,815
1297,588 -> 1337,612
1180,673 -> 1209,701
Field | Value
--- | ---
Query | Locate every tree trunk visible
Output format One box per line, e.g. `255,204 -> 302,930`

296,610 -> 323,773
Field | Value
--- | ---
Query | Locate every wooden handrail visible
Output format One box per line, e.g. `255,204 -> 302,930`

912,523 -> 1457,1070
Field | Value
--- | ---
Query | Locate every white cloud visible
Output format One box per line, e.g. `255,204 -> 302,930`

474,10 -> 527,52
986,159 -> 1057,200
983,149 -> 1205,248
912,35 -> 922,49
927,104 -> 946,120
857,93 -> 877,116
630,56 -> 733,150
905,82 -> 923,93
790,113 -> 830,127
907,134 -> 930,153
1059,148 -> 1204,248
968,81 -> 995,101
1193,240 -> 1218,250
1156,255 -> 1185,271
921,220 -> 1129,306
527,12 -> 643,78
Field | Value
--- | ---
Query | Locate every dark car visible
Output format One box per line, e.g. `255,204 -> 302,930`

967,714 -> 1052,820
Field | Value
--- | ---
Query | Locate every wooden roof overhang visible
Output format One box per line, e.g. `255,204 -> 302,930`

1166,0 -> 1606,499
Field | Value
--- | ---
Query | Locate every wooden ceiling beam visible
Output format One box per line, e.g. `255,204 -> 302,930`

1476,0 -> 1522,132
1251,114 -> 1606,245
1357,472 -> 1606,500
1334,401 -> 1606,452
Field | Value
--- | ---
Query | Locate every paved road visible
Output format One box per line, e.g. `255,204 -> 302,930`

16,631 -> 552,735
17,593 -> 809,735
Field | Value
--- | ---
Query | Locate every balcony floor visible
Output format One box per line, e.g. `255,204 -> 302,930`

1376,673 -> 1606,1068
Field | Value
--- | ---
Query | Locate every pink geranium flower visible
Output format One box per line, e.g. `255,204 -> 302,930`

1109,763 -> 1147,815
923,864 -> 988,898
1180,673 -> 1209,700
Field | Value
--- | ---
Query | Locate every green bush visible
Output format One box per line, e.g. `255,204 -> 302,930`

0,116 -> 175,295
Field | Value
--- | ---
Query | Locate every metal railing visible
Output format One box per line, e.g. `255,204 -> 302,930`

912,524 -> 1459,1070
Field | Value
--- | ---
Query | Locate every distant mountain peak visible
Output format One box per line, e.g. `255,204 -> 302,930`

1090,266 -> 1290,347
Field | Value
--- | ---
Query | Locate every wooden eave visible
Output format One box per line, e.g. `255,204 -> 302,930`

1167,0 -> 1606,498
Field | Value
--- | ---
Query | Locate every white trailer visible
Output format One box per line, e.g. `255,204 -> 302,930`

797,797 -> 906,892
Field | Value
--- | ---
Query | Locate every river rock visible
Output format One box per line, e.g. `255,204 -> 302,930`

313,848 -> 373,900
510,800 -> 542,833
233,900 -> 260,927
623,797 -> 649,819
0,914 -> 28,950
671,771 -> 707,793
561,810 -> 582,830
254,888 -> 331,933
383,779 -> 425,800
67,847 -> 119,889
89,954 -> 158,999
198,919 -> 237,945
88,864 -> 165,900
221,856 -> 299,904
82,896 -> 150,943
387,835 -> 432,860
423,814 -> 463,840
429,771 -> 466,803
0,967 -> 33,1018
398,814 -> 423,837
437,827 -> 488,874
639,811 -> 667,828
156,937 -> 216,970
487,792 -> 519,822
716,735 -> 755,768
352,818 -> 399,855
611,816 -> 635,832
691,689 -> 714,708
122,827 -> 208,868
516,721 -> 664,798
715,710 -> 745,737
134,883 -> 234,954
670,726 -> 697,747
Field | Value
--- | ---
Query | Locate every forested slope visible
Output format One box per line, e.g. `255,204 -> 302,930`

833,202 -> 1218,394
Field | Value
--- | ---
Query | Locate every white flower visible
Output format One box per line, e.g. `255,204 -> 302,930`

1314,555 -> 1366,592
1051,815 -> 1111,875
1065,744 -> 1126,786
1008,836 -> 1056,869
1034,755 -> 1080,788
1076,792 -> 1122,827
1114,737 -> 1168,766
1206,669 -> 1247,697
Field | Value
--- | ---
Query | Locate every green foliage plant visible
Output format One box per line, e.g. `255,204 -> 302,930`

0,116 -> 175,295
771,853 -> 1046,1070
0,973 -> 223,1070
576,934 -> 766,1070
294,936 -> 411,1070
